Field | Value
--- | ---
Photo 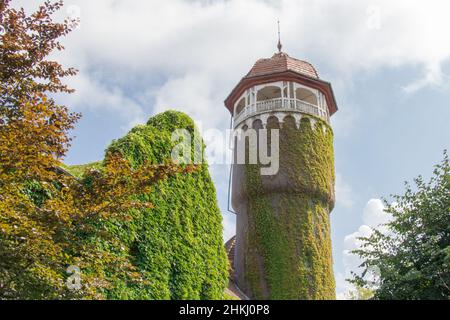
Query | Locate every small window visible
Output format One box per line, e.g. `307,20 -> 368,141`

257,86 -> 282,101
295,88 -> 318,105
235,97 -> 245,114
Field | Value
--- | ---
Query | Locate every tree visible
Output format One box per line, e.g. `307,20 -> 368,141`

0,0 -> 81,298
346,286 -> 374,300
351,152 -> 450,300
0,0 -> 77,110
0,1 -> 194,299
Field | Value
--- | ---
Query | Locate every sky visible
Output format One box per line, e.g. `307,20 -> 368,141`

14,0 -> 450,298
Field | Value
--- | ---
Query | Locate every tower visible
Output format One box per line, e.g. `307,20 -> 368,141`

225,49 -> 338,299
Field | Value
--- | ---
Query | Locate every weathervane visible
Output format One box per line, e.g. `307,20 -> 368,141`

277,20 -> 282,53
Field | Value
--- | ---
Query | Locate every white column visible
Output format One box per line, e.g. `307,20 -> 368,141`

292,113 -> 302,129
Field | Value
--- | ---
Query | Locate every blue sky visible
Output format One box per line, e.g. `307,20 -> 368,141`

16,0 -> 450,298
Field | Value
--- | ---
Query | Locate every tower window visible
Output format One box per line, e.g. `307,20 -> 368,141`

235,97 -> 246,115
257,86 -> 282,101
295,87 -> 318,105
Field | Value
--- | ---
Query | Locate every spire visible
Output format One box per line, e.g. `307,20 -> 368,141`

277,20 -> 282,53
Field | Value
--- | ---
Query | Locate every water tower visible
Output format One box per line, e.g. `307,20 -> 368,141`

224,41 -> 338,299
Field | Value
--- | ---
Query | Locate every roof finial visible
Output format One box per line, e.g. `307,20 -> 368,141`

277,19 -> 282,53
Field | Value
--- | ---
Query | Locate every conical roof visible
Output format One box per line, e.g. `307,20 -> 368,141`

245,52 -> 319,79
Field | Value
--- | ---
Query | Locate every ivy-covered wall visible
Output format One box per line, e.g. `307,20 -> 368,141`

234,115 -> 335,300
76,111 -> 229,299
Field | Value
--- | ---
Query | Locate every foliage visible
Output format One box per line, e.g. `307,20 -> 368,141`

350,151 -> 450,300
241,116 -> 335,299
101,110 -> 229,300
0,0 -> 78,109
0,1 -> 80,298
1,1 -> 210,299
60,162 -> 103,179
223,292 -> 239,300
0,96 -> 187,299
346,286 -> 374,300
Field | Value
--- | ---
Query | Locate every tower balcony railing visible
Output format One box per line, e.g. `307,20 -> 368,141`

234,97 -> 329,127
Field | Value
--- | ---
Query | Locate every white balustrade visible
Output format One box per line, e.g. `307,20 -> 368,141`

234,98 -> 328,127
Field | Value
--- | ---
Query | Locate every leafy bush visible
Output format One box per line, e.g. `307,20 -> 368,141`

351,152 -> 450,300
95,110 -> 229,299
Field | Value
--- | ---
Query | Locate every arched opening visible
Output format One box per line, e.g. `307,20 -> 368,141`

235,97 -> 245,115
257,86 -> 281,101
266,115 -> 280,129
283,115 -> 296,129
252,119 -> 263,130
295,87 -> 318,105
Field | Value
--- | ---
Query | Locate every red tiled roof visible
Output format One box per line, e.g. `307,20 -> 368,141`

245,52 -> 319,79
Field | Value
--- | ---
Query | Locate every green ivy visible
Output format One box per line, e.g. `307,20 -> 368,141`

242,116 -> 336,300
70,110 -> 228,300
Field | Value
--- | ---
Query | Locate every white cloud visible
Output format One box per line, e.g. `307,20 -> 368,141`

14,0 -> 450,130
337,198 -> 392,299
55,72 -> 146,130
335,173 -> 355,208
403,62 -> 446,93
152,73 -> 226,128
363,198 -> 391,228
